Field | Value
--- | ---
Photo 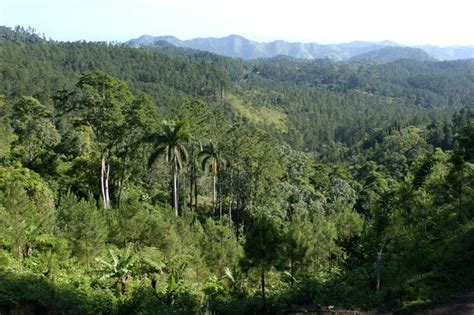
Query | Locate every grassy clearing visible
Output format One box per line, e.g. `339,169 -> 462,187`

226,93 -> 288,133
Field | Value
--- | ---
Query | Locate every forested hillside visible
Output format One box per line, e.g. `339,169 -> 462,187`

349,47 -> 433,62
0,26 -> 473,314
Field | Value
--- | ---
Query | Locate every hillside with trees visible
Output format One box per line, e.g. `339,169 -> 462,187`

349,46 -> 434,62
0,26 -> 473,314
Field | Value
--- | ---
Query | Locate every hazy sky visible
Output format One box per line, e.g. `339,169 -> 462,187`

1,0 -> 474,46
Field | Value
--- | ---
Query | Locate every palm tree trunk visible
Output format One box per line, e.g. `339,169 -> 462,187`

173,164 -> 179,216
213,175 -> 217,208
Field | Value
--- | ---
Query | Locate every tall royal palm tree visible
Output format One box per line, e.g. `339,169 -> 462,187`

148,120 -> 190,216
187,139 -> 201,211
199,141 -> 227,211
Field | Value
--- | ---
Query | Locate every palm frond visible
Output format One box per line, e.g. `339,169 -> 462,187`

99,272 -> 117,281
166,145 -> 173,163
147,146 -> 166,168
200,155 -> 211,171
224,267 -> 235,283
110,249 -> 119,267
177,144 -> 188,164
95,257 -> 113,269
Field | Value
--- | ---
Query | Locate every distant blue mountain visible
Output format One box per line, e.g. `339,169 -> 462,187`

127,34 -> 474,61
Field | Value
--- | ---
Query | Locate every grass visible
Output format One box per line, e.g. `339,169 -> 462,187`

226,93 -> 288,133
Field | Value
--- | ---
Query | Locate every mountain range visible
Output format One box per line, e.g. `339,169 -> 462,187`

127,34 -> 474,61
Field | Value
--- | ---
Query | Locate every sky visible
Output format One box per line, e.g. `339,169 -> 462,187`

1,0 -> 474,46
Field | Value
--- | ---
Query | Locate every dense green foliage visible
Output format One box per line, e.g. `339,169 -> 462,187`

0,26 -> 473,314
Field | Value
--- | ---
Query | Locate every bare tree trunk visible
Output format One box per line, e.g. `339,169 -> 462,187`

376,247 -> 383,292
101,157 -> 107,208
105,161 -> 110,209
173,165 -> 179,216
213,176 -> 217,209
101,157 -> 112,209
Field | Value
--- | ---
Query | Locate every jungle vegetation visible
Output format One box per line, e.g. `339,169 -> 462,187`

0,26 -> 473,314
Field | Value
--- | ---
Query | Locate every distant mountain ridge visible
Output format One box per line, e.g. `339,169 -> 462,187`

127,34 -> 474,61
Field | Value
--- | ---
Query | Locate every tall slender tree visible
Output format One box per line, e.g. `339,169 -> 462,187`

148,120 -> 190,216
200,140 -> 227,212
187,139 -> 201,211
